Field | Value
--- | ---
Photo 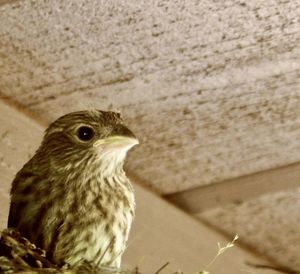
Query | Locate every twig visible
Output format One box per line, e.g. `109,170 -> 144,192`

96,237 -> 115,266
153,262 -> 170,274
202,234 -> 238,272
2,230 -> 57,269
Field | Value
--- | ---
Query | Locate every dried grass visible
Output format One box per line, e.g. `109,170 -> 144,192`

1,229 -> 297,274
0,229 -> 130,274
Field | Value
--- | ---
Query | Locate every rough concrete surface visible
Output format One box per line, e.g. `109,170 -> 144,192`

0,0 -> 300,194
199,188 -> 300,271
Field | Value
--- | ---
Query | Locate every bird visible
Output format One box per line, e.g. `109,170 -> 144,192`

7,110 -> 139,268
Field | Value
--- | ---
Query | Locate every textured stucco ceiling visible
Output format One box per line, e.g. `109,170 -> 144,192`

1,0 -> 300,195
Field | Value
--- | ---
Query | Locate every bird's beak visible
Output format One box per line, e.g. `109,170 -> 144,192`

93,124 -> 139,150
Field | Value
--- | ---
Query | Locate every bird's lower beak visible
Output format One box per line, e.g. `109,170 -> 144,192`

93,124 -> 139,150
93,136 -> 139,150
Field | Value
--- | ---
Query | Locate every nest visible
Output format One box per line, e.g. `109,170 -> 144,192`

0,229 -> 133,274
1,229 -> 298,274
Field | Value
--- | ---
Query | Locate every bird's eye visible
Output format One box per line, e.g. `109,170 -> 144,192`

77,126 -> 95,141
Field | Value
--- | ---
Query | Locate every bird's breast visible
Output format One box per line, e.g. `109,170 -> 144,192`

52,175 -> 135,267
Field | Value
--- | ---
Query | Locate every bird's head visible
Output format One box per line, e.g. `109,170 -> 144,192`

37,110 -> 139,175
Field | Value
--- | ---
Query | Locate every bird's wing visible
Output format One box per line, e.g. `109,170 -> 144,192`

7,201 -> 19,228
7,169 -> 39,232
8,168 -> 67,255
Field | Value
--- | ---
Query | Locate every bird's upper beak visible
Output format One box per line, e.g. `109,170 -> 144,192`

93,124 -> 139,150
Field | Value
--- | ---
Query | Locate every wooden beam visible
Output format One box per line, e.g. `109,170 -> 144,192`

165,163 -> 300,213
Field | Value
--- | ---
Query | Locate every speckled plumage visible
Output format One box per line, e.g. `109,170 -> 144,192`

8,110 -> 138,268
